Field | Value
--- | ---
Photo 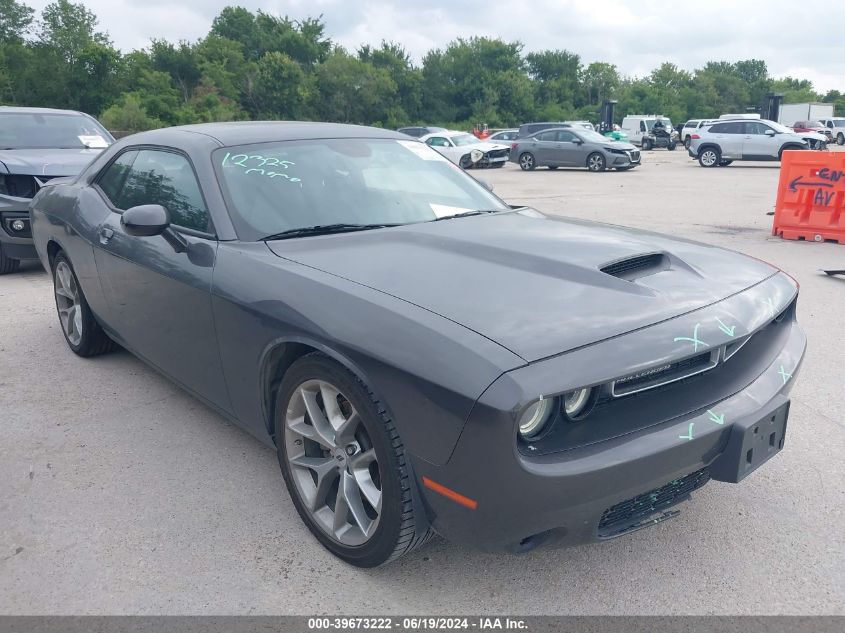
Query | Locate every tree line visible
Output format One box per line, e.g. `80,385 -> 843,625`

1,0 -> 842,133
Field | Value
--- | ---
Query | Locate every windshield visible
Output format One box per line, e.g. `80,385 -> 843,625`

578,129 -> 613,143
0,113 -> 112,149
769,121 -> 793,133
214,138 -> 509,240
451,133 -> 479,146
807,121 -> 823,127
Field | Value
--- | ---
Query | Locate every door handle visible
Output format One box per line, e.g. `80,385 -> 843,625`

99,227 -> 114,244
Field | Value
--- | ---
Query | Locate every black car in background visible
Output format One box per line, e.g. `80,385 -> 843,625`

0,107 -> 113,273
30,122 -> 804,567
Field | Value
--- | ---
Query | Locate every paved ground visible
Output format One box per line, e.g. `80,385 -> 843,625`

1,149 -> 843,615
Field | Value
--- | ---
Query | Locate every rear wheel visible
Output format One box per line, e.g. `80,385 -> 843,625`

698,147 -> 721,167
684,136 -> 692,150
276,353 -> 433,567
667,142 -> 677,151
587,152 -> 606,172
0,243 -> 20,275
837,133 -> 844,146
52,252 -> 115,357
519,152 -> 536,171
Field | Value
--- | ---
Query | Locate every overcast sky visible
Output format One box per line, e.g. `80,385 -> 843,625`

23,0 -> 844,93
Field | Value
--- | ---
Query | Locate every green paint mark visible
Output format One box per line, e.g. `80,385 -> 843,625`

707,409 -> 725,425
778,365 -> 792,384
763,297 -> 776,319
674,323 -> 709,352
715,317 -> 736,337
678,422 -> 695,441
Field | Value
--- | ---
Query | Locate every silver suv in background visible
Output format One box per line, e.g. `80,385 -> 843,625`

688,119 -> 808,167
510,127 -> 640,172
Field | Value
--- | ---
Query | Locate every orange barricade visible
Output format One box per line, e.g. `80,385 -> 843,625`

773,150 -> 845,244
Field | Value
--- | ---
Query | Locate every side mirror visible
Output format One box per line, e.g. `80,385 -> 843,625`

121,204 -> 170,237
121,204 -> 187,253
765,129 -> 776,136
573,138 -> 584,145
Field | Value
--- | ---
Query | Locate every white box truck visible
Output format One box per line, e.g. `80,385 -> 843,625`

778,102 -> 834,126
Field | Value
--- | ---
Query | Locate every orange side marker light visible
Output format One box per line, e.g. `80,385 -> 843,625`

421,476 -> 478,510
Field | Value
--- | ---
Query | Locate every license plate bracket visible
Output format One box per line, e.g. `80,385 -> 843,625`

710,400 -> 789,483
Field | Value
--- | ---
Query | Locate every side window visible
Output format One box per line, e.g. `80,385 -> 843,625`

97,151 -> 138,204
536,131 -> 556,142
426,137 -> 449,147
713,122 -> 743,134
556,130 -> 577,142
116,149 -> 210,233
746,122 -> 769,135
640,121 -> 647,132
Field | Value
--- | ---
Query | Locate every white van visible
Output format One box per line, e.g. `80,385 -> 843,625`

819,117 -> 845,145
620,115 -> 678,150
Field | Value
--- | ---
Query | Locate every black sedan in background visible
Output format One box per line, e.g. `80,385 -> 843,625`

31,122 -> 804,567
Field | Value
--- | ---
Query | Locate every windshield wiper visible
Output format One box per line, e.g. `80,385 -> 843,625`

260,223 -> 401,241
432,209 -> 501,221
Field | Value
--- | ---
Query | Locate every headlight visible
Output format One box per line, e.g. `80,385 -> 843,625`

563,388 -> 595,420
518,397 -> 556,438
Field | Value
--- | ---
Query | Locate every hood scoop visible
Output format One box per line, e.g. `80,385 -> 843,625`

600,252 -> 669,281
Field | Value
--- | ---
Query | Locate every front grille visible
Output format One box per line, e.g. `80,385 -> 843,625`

486,149 -> 509,159
612,350 -> 718,396
630,150 -> 640,162
597,467 -> 711,538
600,252 -> 667,280
0,174 -> 59,199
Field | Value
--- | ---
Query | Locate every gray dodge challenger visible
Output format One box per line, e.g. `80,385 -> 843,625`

30,122 -> 805,567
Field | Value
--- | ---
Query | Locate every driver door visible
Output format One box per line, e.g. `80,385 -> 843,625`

92,147 -> 231,412
742,121 -> 778,159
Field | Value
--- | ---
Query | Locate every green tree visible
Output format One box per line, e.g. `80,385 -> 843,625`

0,0 -> 33,42
254,51 -> 308,119
100,92 -> 162,132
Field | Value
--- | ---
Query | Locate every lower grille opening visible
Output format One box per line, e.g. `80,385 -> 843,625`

597,467 -> 711,538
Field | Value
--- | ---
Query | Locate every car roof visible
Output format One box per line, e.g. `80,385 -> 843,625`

0,106 -> 90,116
125,121 -> 408,148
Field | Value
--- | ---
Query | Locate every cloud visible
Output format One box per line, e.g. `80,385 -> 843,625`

21,0 -> 844,92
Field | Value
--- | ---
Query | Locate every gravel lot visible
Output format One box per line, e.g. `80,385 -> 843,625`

1,149 -> 843,615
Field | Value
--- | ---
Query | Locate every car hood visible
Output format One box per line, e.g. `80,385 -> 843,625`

0,148 -> 105,176
267,210 -> 776,362
602,140 -> 637,151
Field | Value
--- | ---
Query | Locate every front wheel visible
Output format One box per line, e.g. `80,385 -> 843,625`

276,353 -> 433,567
0,243 -> 20,275
698,147 -> 721,167
52,252 -> 115,356
459,154 -> 473,169
519,152 -> 536,171
642,139 -> 653,151
587,152 -> 606,172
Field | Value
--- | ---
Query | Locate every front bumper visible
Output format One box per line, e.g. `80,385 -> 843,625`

411,273 -> 805,552
0,198 -> 37,260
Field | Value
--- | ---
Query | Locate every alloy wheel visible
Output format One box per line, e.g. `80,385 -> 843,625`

700,150 -> 718,167
54,261 -> 82,346
519,153 -> 535,170
284,379 -> 382,547
588,154 -> 605,171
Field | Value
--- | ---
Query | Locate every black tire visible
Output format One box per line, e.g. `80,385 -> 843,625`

684,136 -> 692,150
459,154 -> 473,170
586,152 -> 606,172
491,162 -> 505,168
0,243 -> 20,275
837,133 -> 844,146
518,152 -> 536,171
667,143 -> 677,151
548,165 -> 558,170
642,139 -> 653,151
276,353 -> 433,567
51,252 -> 116,357
718,160 -> 733,167
698,146 -> 721,167
779,144 -> 804,160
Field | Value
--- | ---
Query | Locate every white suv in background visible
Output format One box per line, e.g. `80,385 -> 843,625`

681,119 -> 714,149
688,119 -> 808,167
819,117 -> 845,145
